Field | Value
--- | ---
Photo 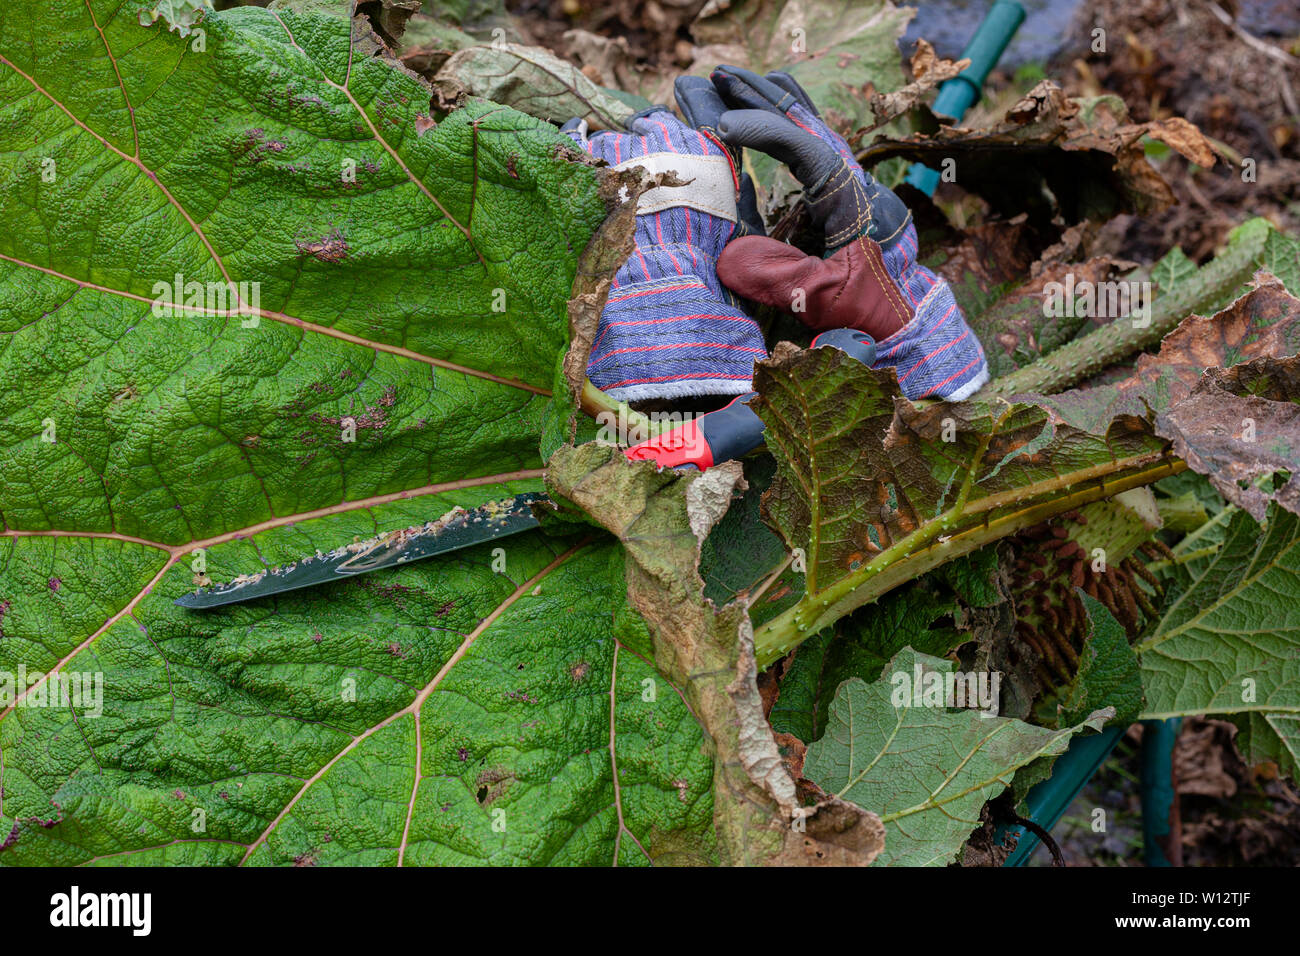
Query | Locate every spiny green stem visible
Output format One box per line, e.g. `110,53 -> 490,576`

579,379 -> 661,439
753,456 -> 1185,668
978,221 -> 1269,398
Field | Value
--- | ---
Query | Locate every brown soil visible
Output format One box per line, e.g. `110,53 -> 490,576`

1054,0 -> 1300,263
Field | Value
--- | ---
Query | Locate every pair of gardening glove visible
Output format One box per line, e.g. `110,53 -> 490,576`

565,66 -> 990,469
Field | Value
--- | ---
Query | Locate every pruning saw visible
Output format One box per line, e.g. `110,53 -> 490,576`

175,330 -> 874,609
174,492 -> 548,609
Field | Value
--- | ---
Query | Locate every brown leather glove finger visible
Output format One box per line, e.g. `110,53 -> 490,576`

716,235 -> 911,342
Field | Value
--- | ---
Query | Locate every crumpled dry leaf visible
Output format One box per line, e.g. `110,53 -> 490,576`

959,803 -> 1016,867
562,28 -> 675,106
358,0 -> 422,42
545,444 -> 885,865
1142,116 -> 1218,167
548,163 -> 649,455
433,41 -> 635,129
860,38 -> 968,133
1175,718 -> 1242,799
1041,274 -> 1300,520
1158,355 -> 1300,520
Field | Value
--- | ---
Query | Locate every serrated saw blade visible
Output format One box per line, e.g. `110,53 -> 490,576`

175,492 -> 546,609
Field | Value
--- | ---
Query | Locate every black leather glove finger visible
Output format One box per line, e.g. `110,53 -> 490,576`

674,74 -> 728,132
761,70 -> 820,115
716,108 -> 841,193
711,64 -> 800,115
676,75 -> 767,237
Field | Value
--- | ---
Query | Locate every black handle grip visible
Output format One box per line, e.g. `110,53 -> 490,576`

696,391 -> 764,465
810,328 -> 877,365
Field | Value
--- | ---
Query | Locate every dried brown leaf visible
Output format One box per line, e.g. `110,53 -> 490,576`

861,39 -> 968,132
545,444 -> 885,865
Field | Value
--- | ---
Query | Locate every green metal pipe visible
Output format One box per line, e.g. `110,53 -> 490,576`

999,726 -> 1124,866
904,0 -> 1026,195
1140,717 -> 1184,866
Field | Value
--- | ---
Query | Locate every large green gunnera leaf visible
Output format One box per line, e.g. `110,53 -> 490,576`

0,0 -> 606,544
0,2 -> 714,865
1139,504 -> 1300,780
803,649 -> 1110,866
1,504 -> 713,865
